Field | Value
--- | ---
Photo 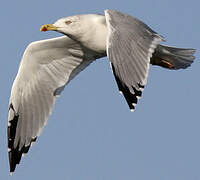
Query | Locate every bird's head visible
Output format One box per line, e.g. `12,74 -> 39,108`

40,15 -> 83,39
40,14 -> 107,51
40,14 -> 106,40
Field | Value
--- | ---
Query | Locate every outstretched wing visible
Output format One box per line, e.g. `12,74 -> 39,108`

8,36 -> 99,173
105,10 -> 164,111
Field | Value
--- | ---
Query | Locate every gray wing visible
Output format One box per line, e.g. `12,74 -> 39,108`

105,10 -> 164,111
8,36 -> 99,173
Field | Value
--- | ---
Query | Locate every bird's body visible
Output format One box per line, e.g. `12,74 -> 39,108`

8,10 -> 196,174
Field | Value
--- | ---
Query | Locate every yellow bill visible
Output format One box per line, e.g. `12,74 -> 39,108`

40,24 -> 58,31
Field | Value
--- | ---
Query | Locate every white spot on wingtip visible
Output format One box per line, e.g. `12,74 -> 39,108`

132,103 -> 137,107
10,172 -> 13,176
119,91 -> 123,94
137,96 -> 142,99
130,109 -> 134,112
22,153 -> 26,157
8,148 -> 11,152
139,87 -> 144,91
31,142 -> 35,147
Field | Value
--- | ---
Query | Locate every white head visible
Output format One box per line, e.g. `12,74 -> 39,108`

40,14 -> 105,40
40,14 -> 107,52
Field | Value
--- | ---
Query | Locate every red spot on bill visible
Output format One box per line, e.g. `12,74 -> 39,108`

41,26 -> 48,31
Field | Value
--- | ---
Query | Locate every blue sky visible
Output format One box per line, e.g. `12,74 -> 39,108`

1,0 -> 200,180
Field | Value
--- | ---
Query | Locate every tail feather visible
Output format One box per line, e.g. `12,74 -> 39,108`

151,45 -> 196,70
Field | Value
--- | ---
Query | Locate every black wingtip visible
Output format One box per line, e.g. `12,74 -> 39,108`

8,103 -> 37,174
8,105 -> 19,173
8,136 -> 37,174
111,63 -> 144,111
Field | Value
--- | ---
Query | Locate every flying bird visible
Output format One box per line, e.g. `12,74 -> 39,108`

8,10 -> 196,174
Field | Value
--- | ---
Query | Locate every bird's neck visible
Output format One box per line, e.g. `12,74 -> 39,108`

79,15 -> 108,54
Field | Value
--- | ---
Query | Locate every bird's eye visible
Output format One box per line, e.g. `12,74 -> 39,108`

65,20 -> 72,25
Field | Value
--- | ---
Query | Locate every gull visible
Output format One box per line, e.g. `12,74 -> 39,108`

8,10 -> 196,173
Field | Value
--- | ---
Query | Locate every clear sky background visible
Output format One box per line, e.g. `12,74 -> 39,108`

1,0 -> 200,180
